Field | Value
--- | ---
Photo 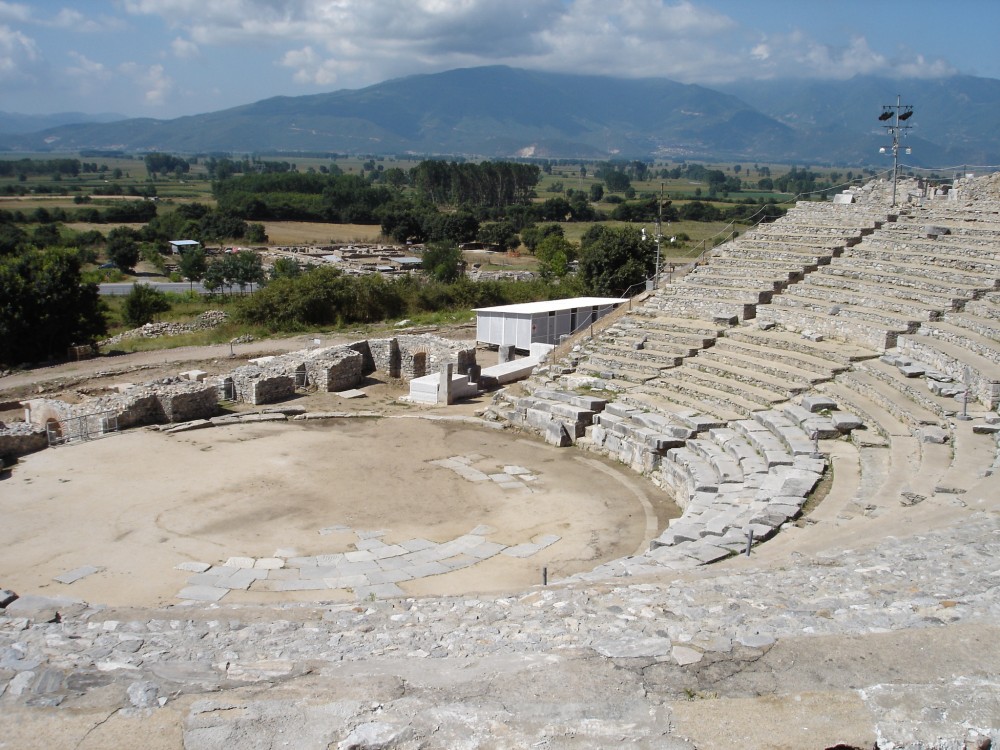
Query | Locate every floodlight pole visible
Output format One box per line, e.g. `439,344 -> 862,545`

654,183 -> 663,288
880,94 -> 914,207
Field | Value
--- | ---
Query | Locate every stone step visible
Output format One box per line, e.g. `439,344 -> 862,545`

623,386 -> 743,424
656,369 -> 781,415
781,403 -> 842,439
753,409 -> 818,457
962,296 -> 1000,321
645,291 -> 756,323
681,272 -> 785,293
715,245 -> 828,268
576,357 -> 659,385
684,354 -> 811,398
895,331 -> 1000,410
858,358 -> 957,420
706,427 -> 770,476
848,242 -> 1000,274
685,437 -> 745,483
943,311 -> 1000,343
601,330 -> 706,357
807,269 -> 968,311
731,419 -> 795,468
836,370 -> 947,434
664,447 -> 723,492
834,255 -> 1000,290
755,305 -> 901,351
705,259 -> 807,283
816,381 -> 896,446
585,341 -> 686,369
815,265 -> 988,299
673,282 -> 773,305
770,292 -> 925,333
723,326 -> 877,366
712,336 -> 848,378
781,281 -> 944,321
916,319 -> 1000,365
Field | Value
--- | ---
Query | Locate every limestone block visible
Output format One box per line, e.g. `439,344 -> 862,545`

920,426 -> 949,444
544,420 -> 572,447
801,395 -> 838,413
831,410 -> 863,431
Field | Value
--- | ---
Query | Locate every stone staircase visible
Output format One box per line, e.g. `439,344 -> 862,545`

489,196 -> 1000,574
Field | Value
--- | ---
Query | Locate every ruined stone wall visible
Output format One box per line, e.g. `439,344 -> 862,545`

21,381 -> 219,441
367,338 -> 401,379
307,348 -> 363,391
346,340 -> 377,375
158,386 -> 220,423
0,422 -> 48,458
395,334 -> 477,379
229,364 -> 295,406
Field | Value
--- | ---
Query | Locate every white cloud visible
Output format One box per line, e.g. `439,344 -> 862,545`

119,61 -> 174,105
0,2 -> 31,24
171,36 -> 199,59
120,0 -> 960,90
0,23 -> 38,81
50,8 -> 125,33
66,51 -> 111,81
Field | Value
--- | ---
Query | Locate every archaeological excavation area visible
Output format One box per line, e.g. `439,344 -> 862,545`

1,175 -> 999,749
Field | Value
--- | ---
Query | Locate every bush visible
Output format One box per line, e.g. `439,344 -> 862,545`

122,284 -> 170,328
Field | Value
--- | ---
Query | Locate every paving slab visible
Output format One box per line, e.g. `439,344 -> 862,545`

337,389 -> 366,399
175,586 -> 228,602
253,558 -> 284,570
399,540 -> 436,552
267,579 -> 330,592
353,583 -> 405,600
223,557 -> 255,569
174,562 -> 212,574
53,566 -> 101,585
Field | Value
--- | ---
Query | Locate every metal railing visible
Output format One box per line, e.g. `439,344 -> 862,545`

45,410 -> 119,447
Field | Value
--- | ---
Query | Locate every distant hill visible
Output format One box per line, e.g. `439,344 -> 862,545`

0,111 -> 126,136
1,67 -> 998,166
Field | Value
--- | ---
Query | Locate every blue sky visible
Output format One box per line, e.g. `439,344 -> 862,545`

1,0 -> 997,117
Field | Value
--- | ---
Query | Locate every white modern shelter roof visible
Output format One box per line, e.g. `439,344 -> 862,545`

474,297 -> 624,315
169,239 -> 200,247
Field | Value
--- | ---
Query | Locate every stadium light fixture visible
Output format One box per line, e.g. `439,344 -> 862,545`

878,95 -> 915,206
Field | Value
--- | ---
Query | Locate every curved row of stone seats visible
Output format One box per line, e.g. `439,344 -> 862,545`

495,389 -> 609,447
648,407 -> 835,562
894,325 -> 1000,411
841,357 -> 953,442
853,237 -> 1000,274
572,316 -> 722,385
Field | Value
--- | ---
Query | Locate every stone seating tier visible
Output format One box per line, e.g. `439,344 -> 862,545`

682,353 -> 815,399
754,305 -> 904,351
620,386 -> 743,424
852,240 -> 1000,270
693,344 -> 836,386
650,369 -> 784,416
722,325 -> 877,366
805,269 -> 969,312
895,330 -> 1000,410
772,281 -> 943,321
680,271 -> 786,293
763,293 -> 921,338
917,319 -> 1000,365
642,290 -> 756,323
835,253 -> 1000,289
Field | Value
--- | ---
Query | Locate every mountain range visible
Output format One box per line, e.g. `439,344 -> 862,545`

2,66 -> 998,166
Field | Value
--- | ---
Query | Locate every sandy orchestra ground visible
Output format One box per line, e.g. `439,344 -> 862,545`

0,344 -> 676,609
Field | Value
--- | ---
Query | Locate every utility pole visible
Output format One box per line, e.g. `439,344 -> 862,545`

878,95 -> 914,207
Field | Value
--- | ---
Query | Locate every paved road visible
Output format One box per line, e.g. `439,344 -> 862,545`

98,281 -> 259,295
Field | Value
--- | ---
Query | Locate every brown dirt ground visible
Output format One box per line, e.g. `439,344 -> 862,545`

0,334 -> 678,609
